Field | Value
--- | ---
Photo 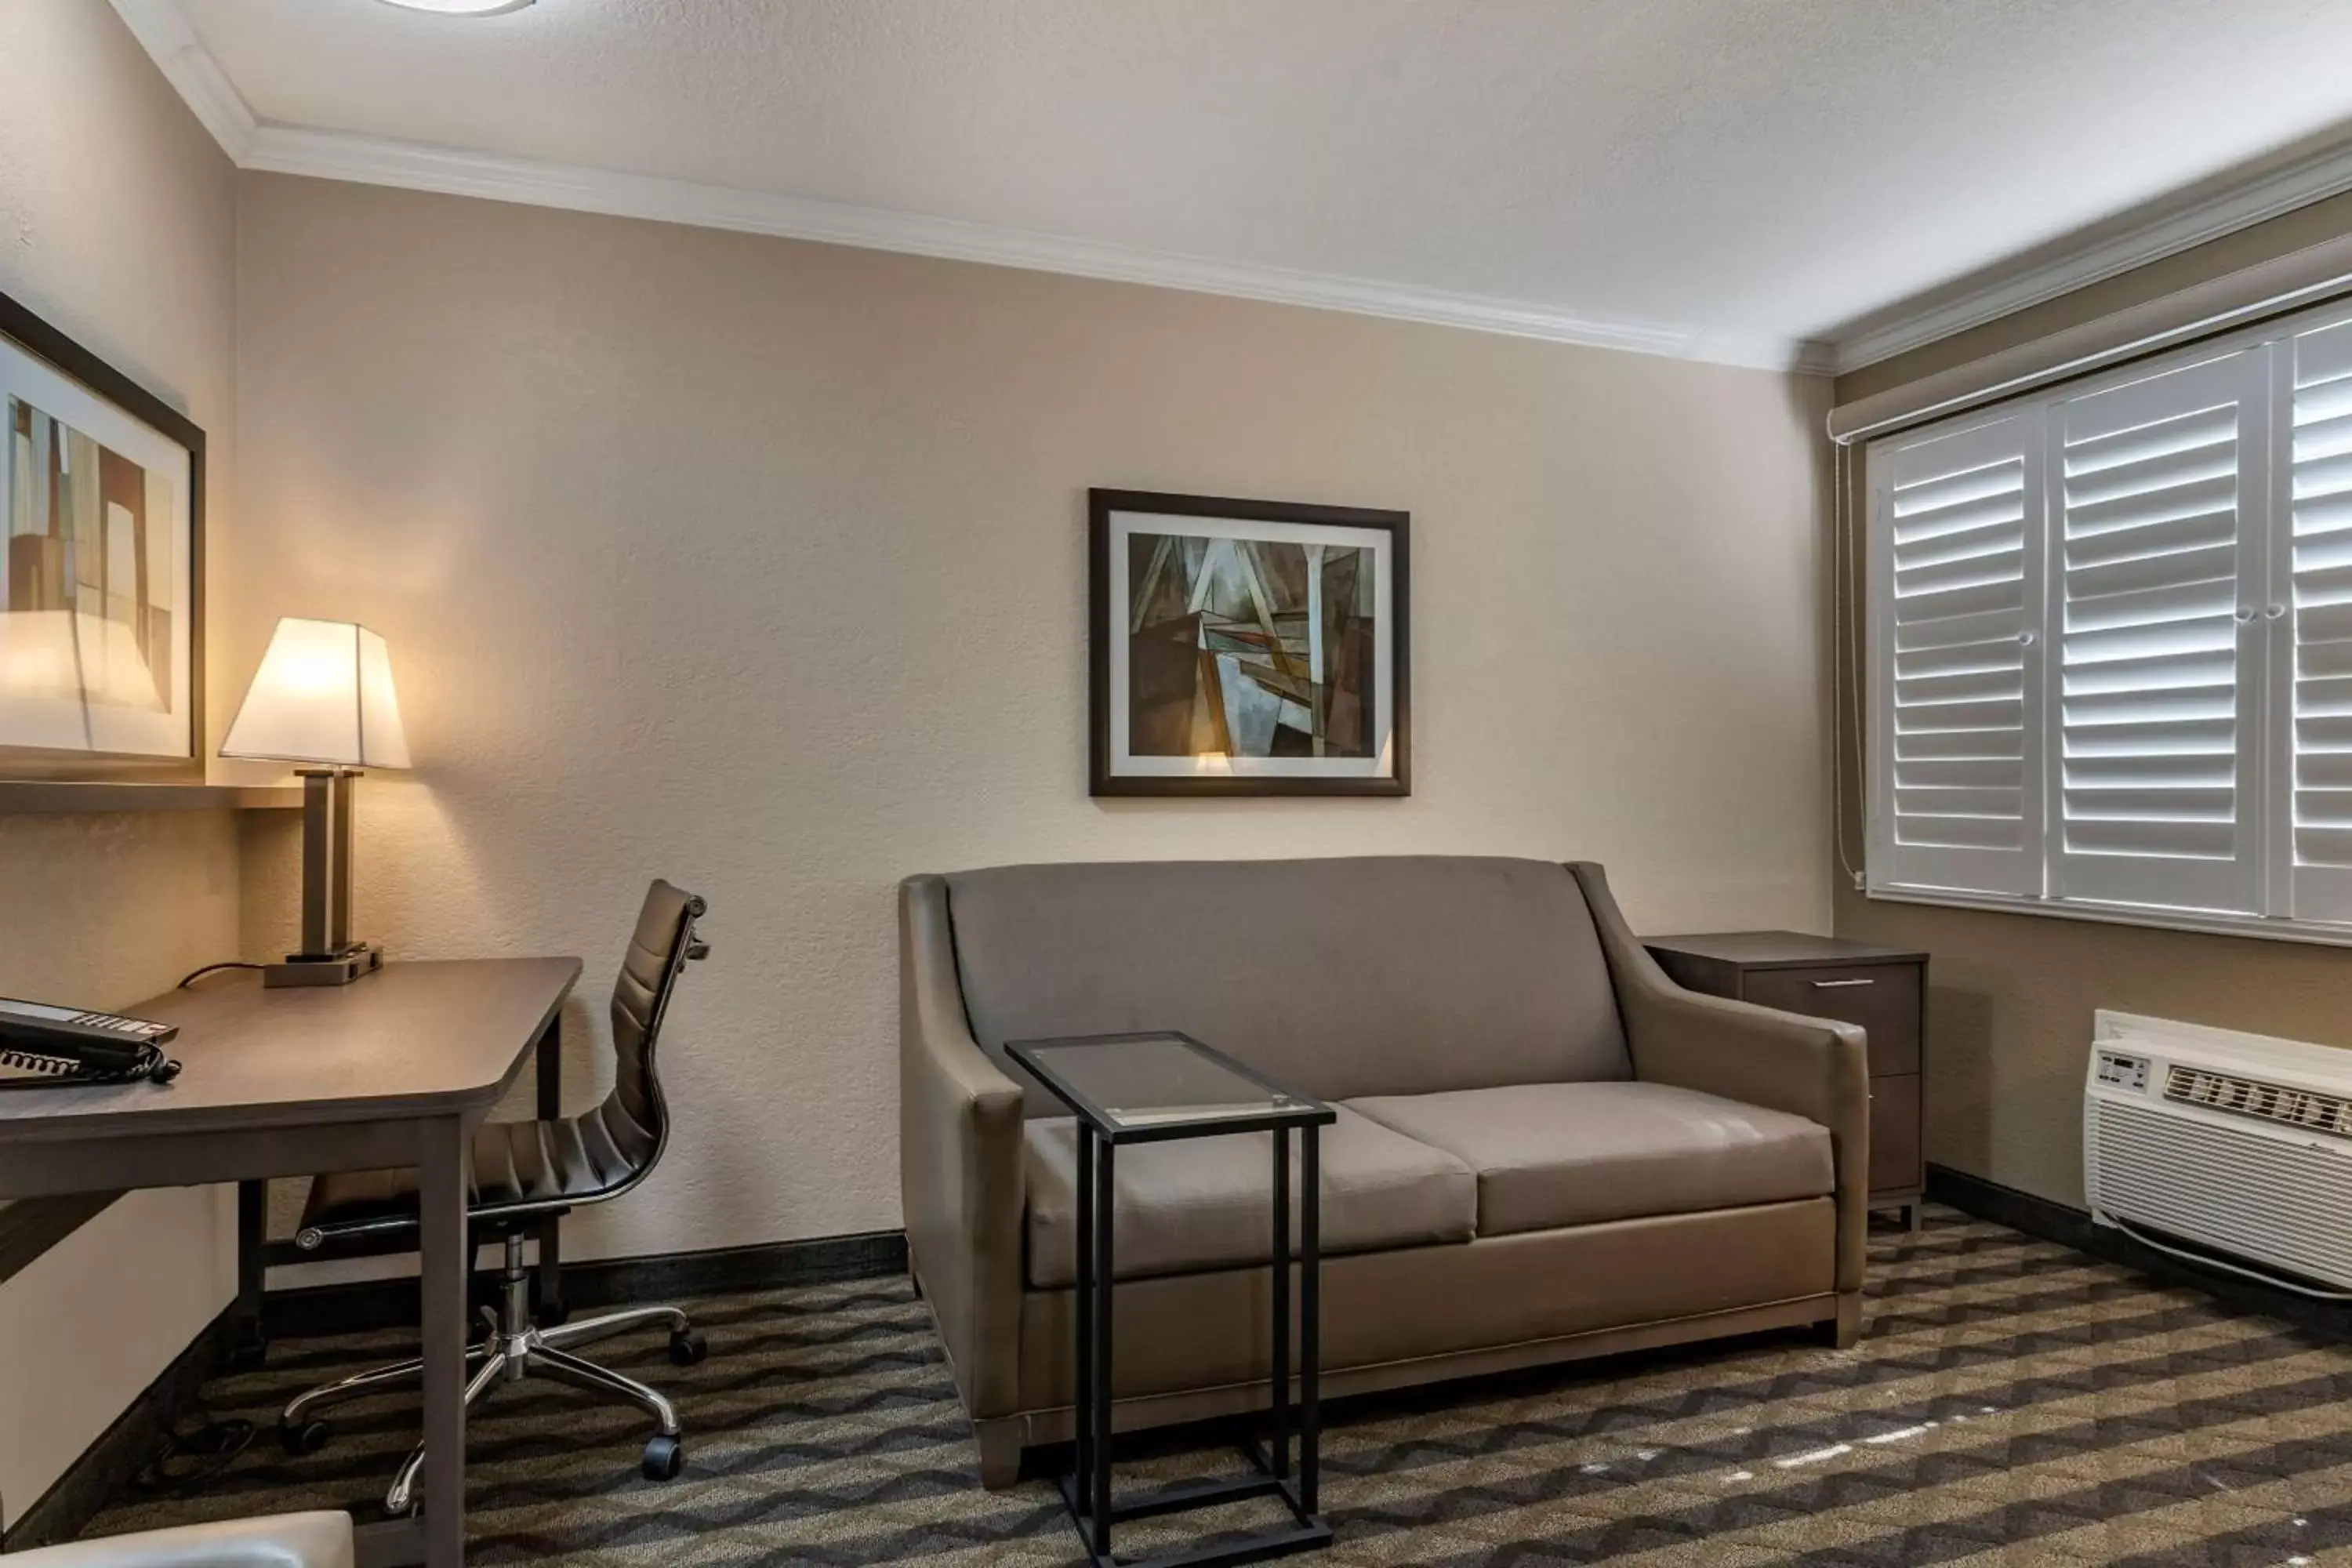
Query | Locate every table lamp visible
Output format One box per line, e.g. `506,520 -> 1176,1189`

221,618 -> 411,987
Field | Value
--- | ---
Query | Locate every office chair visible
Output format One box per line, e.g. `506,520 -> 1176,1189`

278,880 -> 711,1514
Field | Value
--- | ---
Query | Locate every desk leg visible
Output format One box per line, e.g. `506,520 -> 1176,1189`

232,1179 -> 270,1367
533,1015 -> 564,1325
419,1115 -> 471,1568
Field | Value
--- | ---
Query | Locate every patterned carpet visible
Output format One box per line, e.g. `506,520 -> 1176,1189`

78,1206 -> 2352,1565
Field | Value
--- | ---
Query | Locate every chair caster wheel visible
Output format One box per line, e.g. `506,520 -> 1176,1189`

280,1418 -> 331,1457
668,1327 -> 707,1366
642,1433 -> 684,1480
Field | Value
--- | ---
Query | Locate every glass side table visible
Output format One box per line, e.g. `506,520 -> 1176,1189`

1004,1030 -> 1338,1568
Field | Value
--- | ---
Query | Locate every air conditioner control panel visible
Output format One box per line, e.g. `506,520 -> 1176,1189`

2095,1051 -> 2151,1092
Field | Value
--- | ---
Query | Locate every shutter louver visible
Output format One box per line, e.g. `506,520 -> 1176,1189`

2051,350 -> 2267,914
2287,320 -> 2352,920
1868,412 -> 2046,897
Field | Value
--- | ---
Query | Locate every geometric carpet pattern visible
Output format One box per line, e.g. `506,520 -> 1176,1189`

80,1207 -> 2352,1565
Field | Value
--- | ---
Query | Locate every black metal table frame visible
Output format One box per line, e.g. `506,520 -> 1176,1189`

1007,1031 -> 1338,1568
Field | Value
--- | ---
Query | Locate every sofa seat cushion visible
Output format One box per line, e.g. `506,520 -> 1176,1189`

1023,1106 -> 1476,1289
1345,1082 -> 1834,1237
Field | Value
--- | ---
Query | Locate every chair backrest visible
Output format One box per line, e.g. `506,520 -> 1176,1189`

582,878 -> 707,1189
942,855 -> 1630,1109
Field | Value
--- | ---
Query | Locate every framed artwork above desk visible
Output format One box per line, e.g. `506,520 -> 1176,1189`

0,287 -> 205,781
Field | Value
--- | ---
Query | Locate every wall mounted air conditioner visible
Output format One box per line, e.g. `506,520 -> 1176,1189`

2085,1009 -> 2352,1298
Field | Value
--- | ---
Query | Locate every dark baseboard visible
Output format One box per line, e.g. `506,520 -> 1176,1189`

1922,1165 -> 2104,1250
262,1227 -> 909,1340
1926,1163 -> 2352,1341
2,1306 -> 239,1553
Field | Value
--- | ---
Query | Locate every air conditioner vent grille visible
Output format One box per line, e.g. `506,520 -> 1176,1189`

2164,1065 -> 2352,1138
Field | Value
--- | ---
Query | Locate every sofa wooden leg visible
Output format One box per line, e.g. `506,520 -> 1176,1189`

1822,1292 -> 1863,1349
975,1420 -> 1024,1489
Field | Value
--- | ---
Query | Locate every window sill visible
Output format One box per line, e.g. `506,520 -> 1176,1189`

1864,885 -> 2352,951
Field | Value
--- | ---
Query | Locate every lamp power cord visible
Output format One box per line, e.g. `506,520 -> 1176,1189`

177,961 -> 263,989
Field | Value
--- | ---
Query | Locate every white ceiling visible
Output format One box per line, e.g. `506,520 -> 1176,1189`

122,0 -> 2352,372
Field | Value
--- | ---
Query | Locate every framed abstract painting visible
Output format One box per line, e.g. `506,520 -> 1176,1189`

1089,488 -> 1409,797
0,289 -> 203,779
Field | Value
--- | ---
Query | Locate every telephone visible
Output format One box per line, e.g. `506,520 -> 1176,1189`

0,997 -> 181,1087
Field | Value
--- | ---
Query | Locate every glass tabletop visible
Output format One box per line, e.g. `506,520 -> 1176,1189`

1006,1032 -> 1326,1136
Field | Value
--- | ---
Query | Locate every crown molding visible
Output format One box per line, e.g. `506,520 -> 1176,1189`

108,0 -> 256,163
241,123 -> 1833,372
1830,136 -> 2352,375
111,0 -> 1831,375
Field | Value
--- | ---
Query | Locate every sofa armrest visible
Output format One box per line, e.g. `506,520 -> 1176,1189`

1567,864 -> 1871,1294
899,874 -> 1028,1419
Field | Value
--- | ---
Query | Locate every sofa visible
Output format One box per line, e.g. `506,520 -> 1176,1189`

898,855 -> 1869,1486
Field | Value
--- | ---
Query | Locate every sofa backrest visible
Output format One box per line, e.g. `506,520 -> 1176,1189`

942,855 -> 1629,1110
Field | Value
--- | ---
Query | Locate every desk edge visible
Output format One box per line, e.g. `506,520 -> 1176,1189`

0,957 -> 583,1146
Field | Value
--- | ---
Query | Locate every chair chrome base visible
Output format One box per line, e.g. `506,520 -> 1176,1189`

280,1233 -> 706,1515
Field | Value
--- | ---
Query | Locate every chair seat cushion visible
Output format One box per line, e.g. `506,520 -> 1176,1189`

1023,1105 -> 1476,1288
1345,1081 -> 1834,1237
300,1106 -> 648,1237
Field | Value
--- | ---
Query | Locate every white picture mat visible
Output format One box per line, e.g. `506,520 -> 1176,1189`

0,333 -> 194,758
1107,509 -> 1395,779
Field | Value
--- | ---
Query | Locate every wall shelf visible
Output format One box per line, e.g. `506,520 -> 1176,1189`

0,782 -> 303,815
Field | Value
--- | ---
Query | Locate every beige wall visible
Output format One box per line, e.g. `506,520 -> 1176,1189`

0,0 -> 241,1530
1833,198 -> 2352,1208
232,172 -> 1834,1261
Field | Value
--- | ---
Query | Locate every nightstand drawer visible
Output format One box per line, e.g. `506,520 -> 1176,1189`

1868,1074 -> 1922,1194
1740,964 -> 1920,1077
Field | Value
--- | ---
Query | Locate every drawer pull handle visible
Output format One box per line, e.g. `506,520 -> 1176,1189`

1809,978 -> 1876,989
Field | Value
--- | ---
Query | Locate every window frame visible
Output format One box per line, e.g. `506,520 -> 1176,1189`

1863,292 -> 2352,949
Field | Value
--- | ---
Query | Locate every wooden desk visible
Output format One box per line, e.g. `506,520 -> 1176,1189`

0,958 -> 582,1568
234,1018 -> 572,1352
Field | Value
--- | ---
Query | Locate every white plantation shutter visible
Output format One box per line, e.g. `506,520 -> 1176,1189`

1867,412 -> 2046,897
2049,350 -> 2269,914
2285,319 -> 2352,920
1857,297 -> 2352,944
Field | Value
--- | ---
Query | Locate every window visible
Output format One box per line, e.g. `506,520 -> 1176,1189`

1864,298 -> 2352,943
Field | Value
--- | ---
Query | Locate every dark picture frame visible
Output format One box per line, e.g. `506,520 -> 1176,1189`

0,287 -> 205,780
1089,488 -> 1410,797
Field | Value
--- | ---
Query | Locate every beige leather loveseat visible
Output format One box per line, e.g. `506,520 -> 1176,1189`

899,856 -> 1868,1486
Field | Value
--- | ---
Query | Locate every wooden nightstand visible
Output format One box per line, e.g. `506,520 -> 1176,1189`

1643,931 -> 1928,1231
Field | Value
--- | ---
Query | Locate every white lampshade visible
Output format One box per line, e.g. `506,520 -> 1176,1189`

221,618 -> 412,770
